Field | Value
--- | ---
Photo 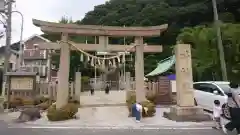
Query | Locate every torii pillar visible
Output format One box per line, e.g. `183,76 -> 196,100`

135,37 -> 146,102
56,33 -> 70,109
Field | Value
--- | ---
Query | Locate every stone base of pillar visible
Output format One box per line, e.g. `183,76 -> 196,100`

163,105 -> 211,122
0,96 -> 4,113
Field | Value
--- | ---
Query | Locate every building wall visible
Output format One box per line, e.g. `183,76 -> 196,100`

0,54 -> 17,71
22,36 -> 50,82
24,36 -> 48,50
0,35 -> 58,82
23,36 -> 48,59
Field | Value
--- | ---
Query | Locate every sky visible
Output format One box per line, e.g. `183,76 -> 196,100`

0,0 -> 108,46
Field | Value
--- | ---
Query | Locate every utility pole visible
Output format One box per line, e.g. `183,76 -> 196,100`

212,0 -> 228,81
11,10 -> 24,69
3,0 -> 12,76
3,0 -> 13,109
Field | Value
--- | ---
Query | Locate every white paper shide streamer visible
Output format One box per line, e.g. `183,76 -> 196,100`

90,57 -> 94,66
113,59 -> 116,68
109,60 -> 112,67
117,56 -> 120,63
80,53 -> 84,62
122,54 -> 125,63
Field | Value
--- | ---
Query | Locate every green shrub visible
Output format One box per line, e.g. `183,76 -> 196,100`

36,102 -> 51,110
47,103 -> 78,121
126,91 -> 136,113
22,98 -> 35,105
34,96 -> 49,105
146,94 -> 158,104
4,97 -> 24,108
82,76 -> 90,83
140,100 -> 156,117
126,91 -> 156,117
3,96 -> 33,109
3,96 -> 51,109
11,97 -> 23,107
68,96 -> 80,107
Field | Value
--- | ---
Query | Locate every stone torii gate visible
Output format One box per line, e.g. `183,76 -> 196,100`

32,19 -> 168,109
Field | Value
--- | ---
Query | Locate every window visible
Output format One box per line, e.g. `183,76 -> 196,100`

9,63 -> 13,69
40,50 -> 44,56
40,60 -> 47,65
218,84 -> 240,94
29,51 -> 33,56
193,83 -> 201,90
193,83 -> 218,93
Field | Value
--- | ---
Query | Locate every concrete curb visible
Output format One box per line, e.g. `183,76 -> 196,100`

80,103 -> 126,108
7,122 -> 215,130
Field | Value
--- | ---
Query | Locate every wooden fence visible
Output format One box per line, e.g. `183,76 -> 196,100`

37,82 -> 75,100
37,81 -> 164,100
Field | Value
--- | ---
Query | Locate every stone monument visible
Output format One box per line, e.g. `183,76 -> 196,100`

163,44 -> 211,121
0,96 -> 4,112
5,72 -> 37,98
74,72 -> 81,102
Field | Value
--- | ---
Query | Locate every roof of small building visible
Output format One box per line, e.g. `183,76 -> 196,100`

0,42 -> 19,54
0,34 -> 50,54
145,55 -> 175,77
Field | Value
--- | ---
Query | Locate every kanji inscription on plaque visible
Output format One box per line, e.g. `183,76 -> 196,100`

10,77 -> 33,90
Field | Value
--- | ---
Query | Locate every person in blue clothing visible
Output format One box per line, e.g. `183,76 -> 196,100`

131,102 -> 143,122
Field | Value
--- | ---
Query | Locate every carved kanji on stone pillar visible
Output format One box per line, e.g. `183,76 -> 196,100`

163,44 -> 211,122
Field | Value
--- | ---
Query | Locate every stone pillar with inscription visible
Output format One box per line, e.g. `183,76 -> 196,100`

163,44 -> 211,121
56,33 -> 70,109
134,37 -> 146,102
125,72 -> 131,99
0,96 -> 4,112
1,82 -> 5,97
125,72 -> 131,91
175,44 -> 194,107
99,36 -> 108,50
74,72 -> 81,102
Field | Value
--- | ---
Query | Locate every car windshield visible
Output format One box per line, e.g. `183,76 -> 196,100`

217,84 -> 240,94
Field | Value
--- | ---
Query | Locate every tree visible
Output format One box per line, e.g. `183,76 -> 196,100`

43,0 -> 240,81
177,23 -> 240,82
177,26 -> 219,80
221,23 -> 240,82
79,0 -> 240,76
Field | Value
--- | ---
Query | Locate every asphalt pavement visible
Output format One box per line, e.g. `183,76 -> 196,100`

0,120 -> 226,135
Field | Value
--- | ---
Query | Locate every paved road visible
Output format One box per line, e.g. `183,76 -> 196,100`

0,120 -> 227,135
0,128 -> 225,135
1,127 -> 225,135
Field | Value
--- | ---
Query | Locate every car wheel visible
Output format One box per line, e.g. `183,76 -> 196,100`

222,103 -> 231,120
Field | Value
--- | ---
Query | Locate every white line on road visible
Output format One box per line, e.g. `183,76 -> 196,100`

8,126 -> 213,130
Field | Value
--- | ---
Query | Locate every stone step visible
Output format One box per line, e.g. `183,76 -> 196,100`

80,103 -> 126,108
80,91 -> 126,107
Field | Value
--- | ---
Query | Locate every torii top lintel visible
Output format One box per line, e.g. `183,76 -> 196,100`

32,19 -> 168,37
